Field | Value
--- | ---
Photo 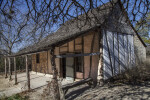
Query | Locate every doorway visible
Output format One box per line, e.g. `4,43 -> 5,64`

61,57 -> 74,79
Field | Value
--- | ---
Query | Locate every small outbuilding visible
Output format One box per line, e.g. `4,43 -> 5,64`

7,0 -> 146,84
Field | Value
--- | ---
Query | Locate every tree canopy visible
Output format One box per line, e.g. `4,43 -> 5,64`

0,0 -> 149,54
135,12 -> 150,45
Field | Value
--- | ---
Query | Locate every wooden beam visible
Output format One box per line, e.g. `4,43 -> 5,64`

117,33 -> 121,74
14,57 -> 17,84
97,29 -> 103,84
82,36 -> 84,79
8,57 -> 12,80
113,32 -> 115,74
47,51 -> 49,74
56,52 -> 101,58
7,47 -> 52,58
25,55 -> 30,90
89,33 -> 96,78
127,35 -> 129,69
5,58 -> 7,78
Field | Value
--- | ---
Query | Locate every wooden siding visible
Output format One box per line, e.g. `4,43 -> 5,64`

103,30 -> 135,79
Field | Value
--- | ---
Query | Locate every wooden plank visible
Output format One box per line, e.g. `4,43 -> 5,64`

74,39 -> 75,51
56,52 -> 101,58
26,55 -> 30,90
117,33 -> 121,74
113,32 -> 115,74
128,35 -> 131,68
5,58 -> 7,78
127,35 -> 129,68
114,32 -> 119,75
47,51 -> 49,74
7,47 -> 52,58
14,57 -> 17,84
107,31 -> 115,76
82,36 -> 84,79
131,35 -> 135,66
119,33 -> 125,71
104,31 -> 114,76
124,35 -> 128,69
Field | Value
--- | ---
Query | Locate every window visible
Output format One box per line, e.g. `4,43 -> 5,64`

75,56 -> 83,72
36,54 -> 40,63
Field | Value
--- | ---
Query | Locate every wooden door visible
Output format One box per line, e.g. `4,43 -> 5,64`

66,57 -> 74,79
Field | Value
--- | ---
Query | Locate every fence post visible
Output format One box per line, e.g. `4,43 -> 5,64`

14,57 -> 17,84
26,55 -> 30,90
5,58 -> 7,78
8,57 -> 12,80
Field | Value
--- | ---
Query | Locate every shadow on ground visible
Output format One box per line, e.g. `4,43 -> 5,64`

65,85 -> 91,100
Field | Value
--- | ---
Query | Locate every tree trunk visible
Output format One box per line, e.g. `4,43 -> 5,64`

26,55 -> 30,91
50,48 -> 60,100
5,58 -> 7,78
42,48 -> 64,100
14,57 -> 17,84
8,57 -> 12,80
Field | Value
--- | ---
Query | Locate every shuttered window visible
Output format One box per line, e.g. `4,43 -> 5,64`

36,54 -> 40,63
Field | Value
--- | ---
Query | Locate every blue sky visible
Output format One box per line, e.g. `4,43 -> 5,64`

6,0 -> 149,53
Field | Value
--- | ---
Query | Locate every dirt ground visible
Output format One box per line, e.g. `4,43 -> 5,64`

71,83 -> 150,100
0,75 -> 20,97
0,57 -> 150,100
0,71 -> 73,99
1,75 -> 150,100
17,82 -> 150,100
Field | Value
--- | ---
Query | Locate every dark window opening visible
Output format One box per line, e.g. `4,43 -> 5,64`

36,54 -> 40,63
75,56 -> 83,72
62,58 -> 66,78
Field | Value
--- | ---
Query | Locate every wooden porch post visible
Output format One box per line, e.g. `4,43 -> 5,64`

5,58 -> 7,78
14,57 -> 17,84
25,55 -> 30,90
8,57 -> 12,80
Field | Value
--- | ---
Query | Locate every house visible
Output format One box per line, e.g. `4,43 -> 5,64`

9,0 -> 146,84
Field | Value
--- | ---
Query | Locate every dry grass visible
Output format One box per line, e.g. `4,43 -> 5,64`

109,58 -> 150,85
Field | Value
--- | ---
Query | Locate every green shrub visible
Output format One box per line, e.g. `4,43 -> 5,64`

0,94 -> 28,100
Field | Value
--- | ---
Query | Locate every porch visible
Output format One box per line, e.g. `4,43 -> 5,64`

0,71 -> 73,97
